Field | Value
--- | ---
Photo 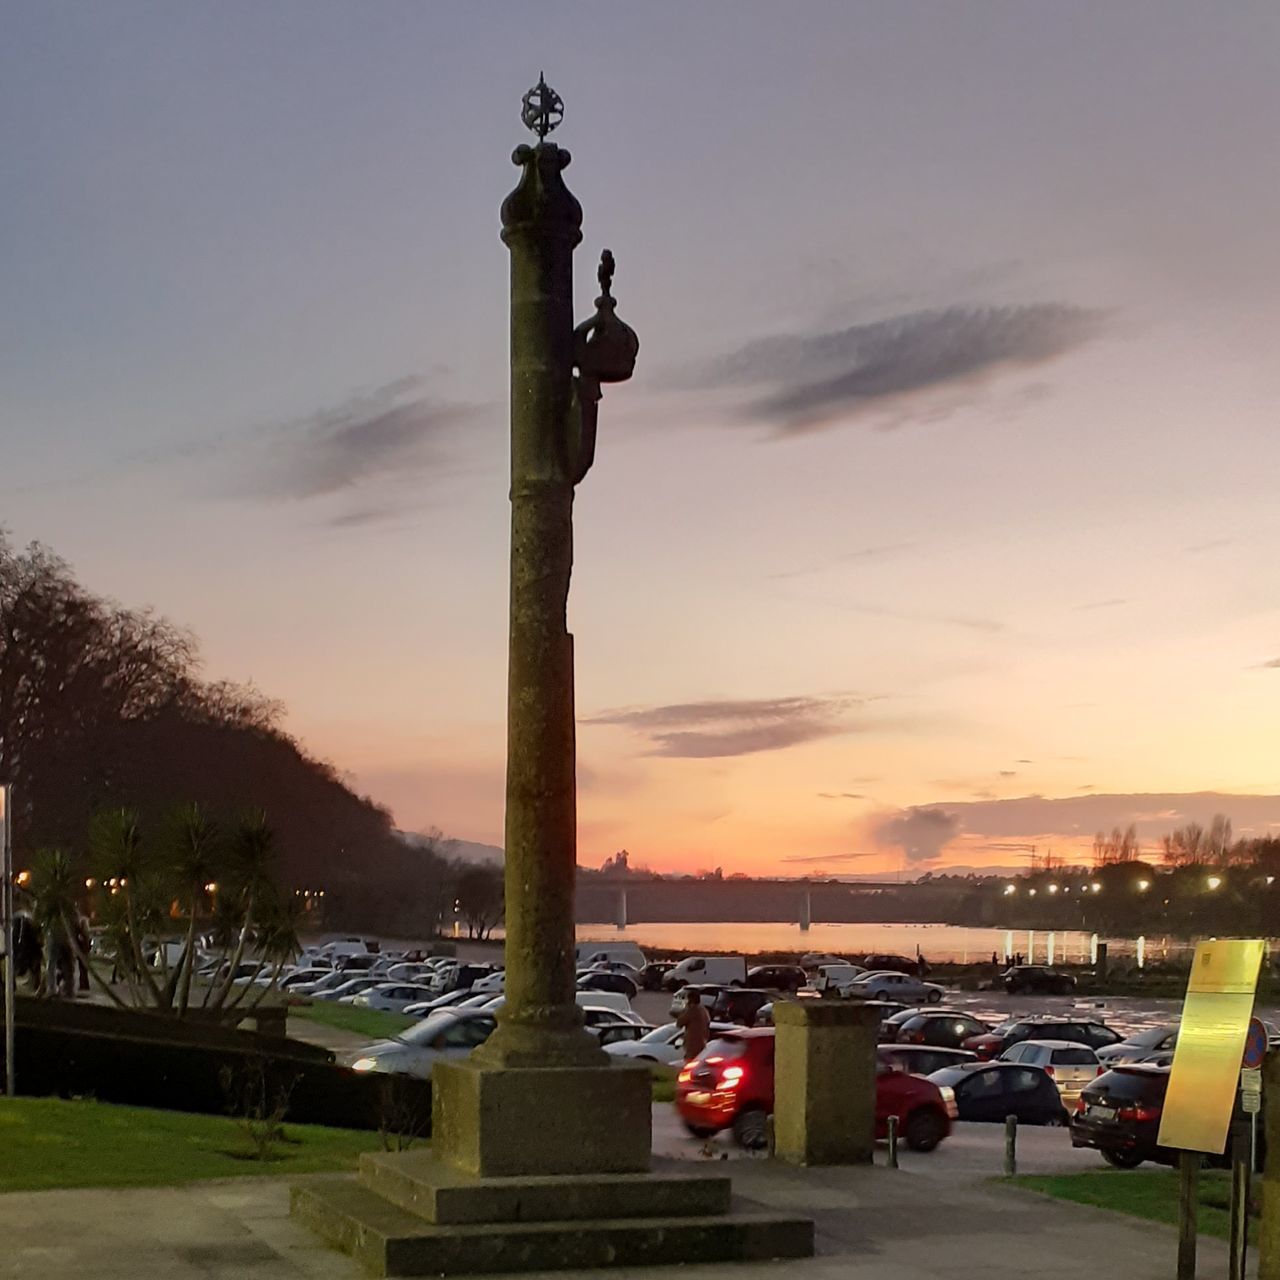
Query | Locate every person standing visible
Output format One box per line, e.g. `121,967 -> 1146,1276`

676,990 -> 711,1062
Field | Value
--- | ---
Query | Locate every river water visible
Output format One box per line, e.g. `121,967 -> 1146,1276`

574,921 -> 1193,965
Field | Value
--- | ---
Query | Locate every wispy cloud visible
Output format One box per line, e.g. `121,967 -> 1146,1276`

778,849 -> 878,865
818,792 -> 866,801
838,603 -> 1005,634
769,542 -> 919,581
1075,598 -> 1129,612
1258,658 -> 1280,670
582,695 -> 864,758
688,304 -> 1102,434
211,378 -> 490,526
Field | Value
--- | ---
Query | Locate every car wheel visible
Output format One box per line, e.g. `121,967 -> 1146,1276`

1101,1148 -> 1145,1169
732,1107 -> 770,1150
903,1108 -> 947,1152
682,1120 -> 717,1139
927,989 -> 942,1004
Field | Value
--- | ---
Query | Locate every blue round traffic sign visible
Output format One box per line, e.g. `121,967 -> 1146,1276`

1242,1017 -> 1267,1069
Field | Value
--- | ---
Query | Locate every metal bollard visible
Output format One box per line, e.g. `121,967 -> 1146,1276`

1003,1114 -> 1018,1177
886,1114 -> 899,1168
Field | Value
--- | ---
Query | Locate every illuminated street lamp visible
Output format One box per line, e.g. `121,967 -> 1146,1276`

1003,884 -> 1016,896
1090,882 -> 1102,894
1028,888 -> 1037,896
1136,879 -> 1151,891
1047,883 -> 1059,894
1206,875 -> 1223,890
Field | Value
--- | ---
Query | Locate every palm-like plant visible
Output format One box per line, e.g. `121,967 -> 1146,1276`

237,884 -> 304,1013
28,847 -> 127,1007
163,803 -> 219,1013
206,811 -> 276,1011
88,808 -> 165,1006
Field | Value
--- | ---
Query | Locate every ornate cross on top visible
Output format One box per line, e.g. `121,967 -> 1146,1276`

520,73 -> 564,140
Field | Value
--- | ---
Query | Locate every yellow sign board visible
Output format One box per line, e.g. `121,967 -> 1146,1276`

1157,938 -> 1265,1154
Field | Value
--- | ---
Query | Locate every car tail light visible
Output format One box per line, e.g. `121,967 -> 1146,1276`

1074,1096 -> 1087,1114
1044,1065 -> 1056,1078
678,1065 -> 692,1083
905,1031 -> 924,1044
717,1064 -> 745,1091
1117,1105 -> 1160,1122
1096,1066 -> 1105,1076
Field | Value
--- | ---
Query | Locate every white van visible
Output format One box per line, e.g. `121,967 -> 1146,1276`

666,955 -> 746,989
319,939 -> 377,962
575,943 -> 646,971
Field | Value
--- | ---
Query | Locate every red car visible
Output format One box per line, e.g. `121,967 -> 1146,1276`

675,1027 -> 955,1151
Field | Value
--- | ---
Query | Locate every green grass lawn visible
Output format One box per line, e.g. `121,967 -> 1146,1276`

290,1001 -> 417,1039
1016,1169 -> 1255,1243
0,1097 -> 386,1192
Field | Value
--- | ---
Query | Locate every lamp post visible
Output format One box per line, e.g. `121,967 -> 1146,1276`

1,784 -> 14,1097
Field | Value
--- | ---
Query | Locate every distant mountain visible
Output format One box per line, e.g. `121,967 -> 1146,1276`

397,831 -> 505,867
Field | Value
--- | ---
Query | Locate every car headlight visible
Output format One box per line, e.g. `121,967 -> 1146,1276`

352,1057 -> 379,1073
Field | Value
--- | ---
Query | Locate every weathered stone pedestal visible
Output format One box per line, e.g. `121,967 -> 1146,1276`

292,1058 -> 814,1275
773,999 -> 879,1165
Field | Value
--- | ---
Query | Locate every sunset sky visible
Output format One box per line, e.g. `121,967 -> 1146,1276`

4,3 -> 1280,876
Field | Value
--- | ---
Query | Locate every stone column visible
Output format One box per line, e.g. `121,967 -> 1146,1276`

472,137 -> 600,1070
773,1000 -> 880,1165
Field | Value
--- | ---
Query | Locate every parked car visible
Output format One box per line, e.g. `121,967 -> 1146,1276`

1000,1040 -> 1101,1102
709,988 -> 773,1026
639,961 -> 676,991
1095,1023 -> 1179,1066
596,1022 -> 656,1048
1070,1064 -> 1172,1167
1072,1063 -> 1269,1169
470,969 -> 507,995
577,969 -> 640,999
669,984 -> 728,1017
676,1030 -> 954,1152
844,971 -> 945,1004
335,953 -> 381,974
664,956 -> 747,990
347,1010 -> 497,1078
1001,965 -> 1077,995
604,1020 -> 738,1066
872,1005 -> 921,1041
860,954 -> 919,975
812,963 -> 867,996
575,943 -> 646,971
878,1044 -> 977,1076
320,977 -> 380,1003
963,1017 -> 1121,1060
278,968 -> 331,991
352,982 -> 442,1013
746,964 -> 807,993
403,989 -> 476,1017
586,960 -> 643,976
927,1061 -> 1068,1125
894,1012 -> 992,1049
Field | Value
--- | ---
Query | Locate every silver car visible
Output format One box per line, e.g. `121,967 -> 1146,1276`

843,971 -> 945,1004
999,1038 -> 1100,1101
347,1009 -> 497,1078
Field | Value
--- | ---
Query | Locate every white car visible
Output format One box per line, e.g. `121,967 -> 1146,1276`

348,1010 -> 497,1079
470,970 -> 507,995
351,982 -> 440,1013
323,977 -> 381,1003
403,990 -> 476,1018
1000,1039 -> 1101,1101
844,971 -> 944,1003
603,1021 -> 737,1066
812,963 -> 867,995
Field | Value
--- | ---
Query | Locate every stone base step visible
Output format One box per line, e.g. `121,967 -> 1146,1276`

359,1150 -> 732,1223
292,1176 -> 815,1276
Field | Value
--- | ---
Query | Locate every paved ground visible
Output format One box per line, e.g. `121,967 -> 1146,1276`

0,1105 -> 1254,1279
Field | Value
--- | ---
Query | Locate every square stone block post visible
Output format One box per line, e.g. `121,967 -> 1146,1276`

773,1000 -> 879,1166
1260,1051 -> 1280,1279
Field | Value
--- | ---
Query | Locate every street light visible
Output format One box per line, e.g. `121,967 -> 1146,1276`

1137,879 -> 1150,891
1090,882 -> 1102,894
1003,884 -> 1016,896
1047,883 -> 1059,894
1206,875 -> 1222,890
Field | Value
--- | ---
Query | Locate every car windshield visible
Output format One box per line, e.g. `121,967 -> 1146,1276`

1052,1047 -> 1097,1065
927,1065 -> 975,1087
